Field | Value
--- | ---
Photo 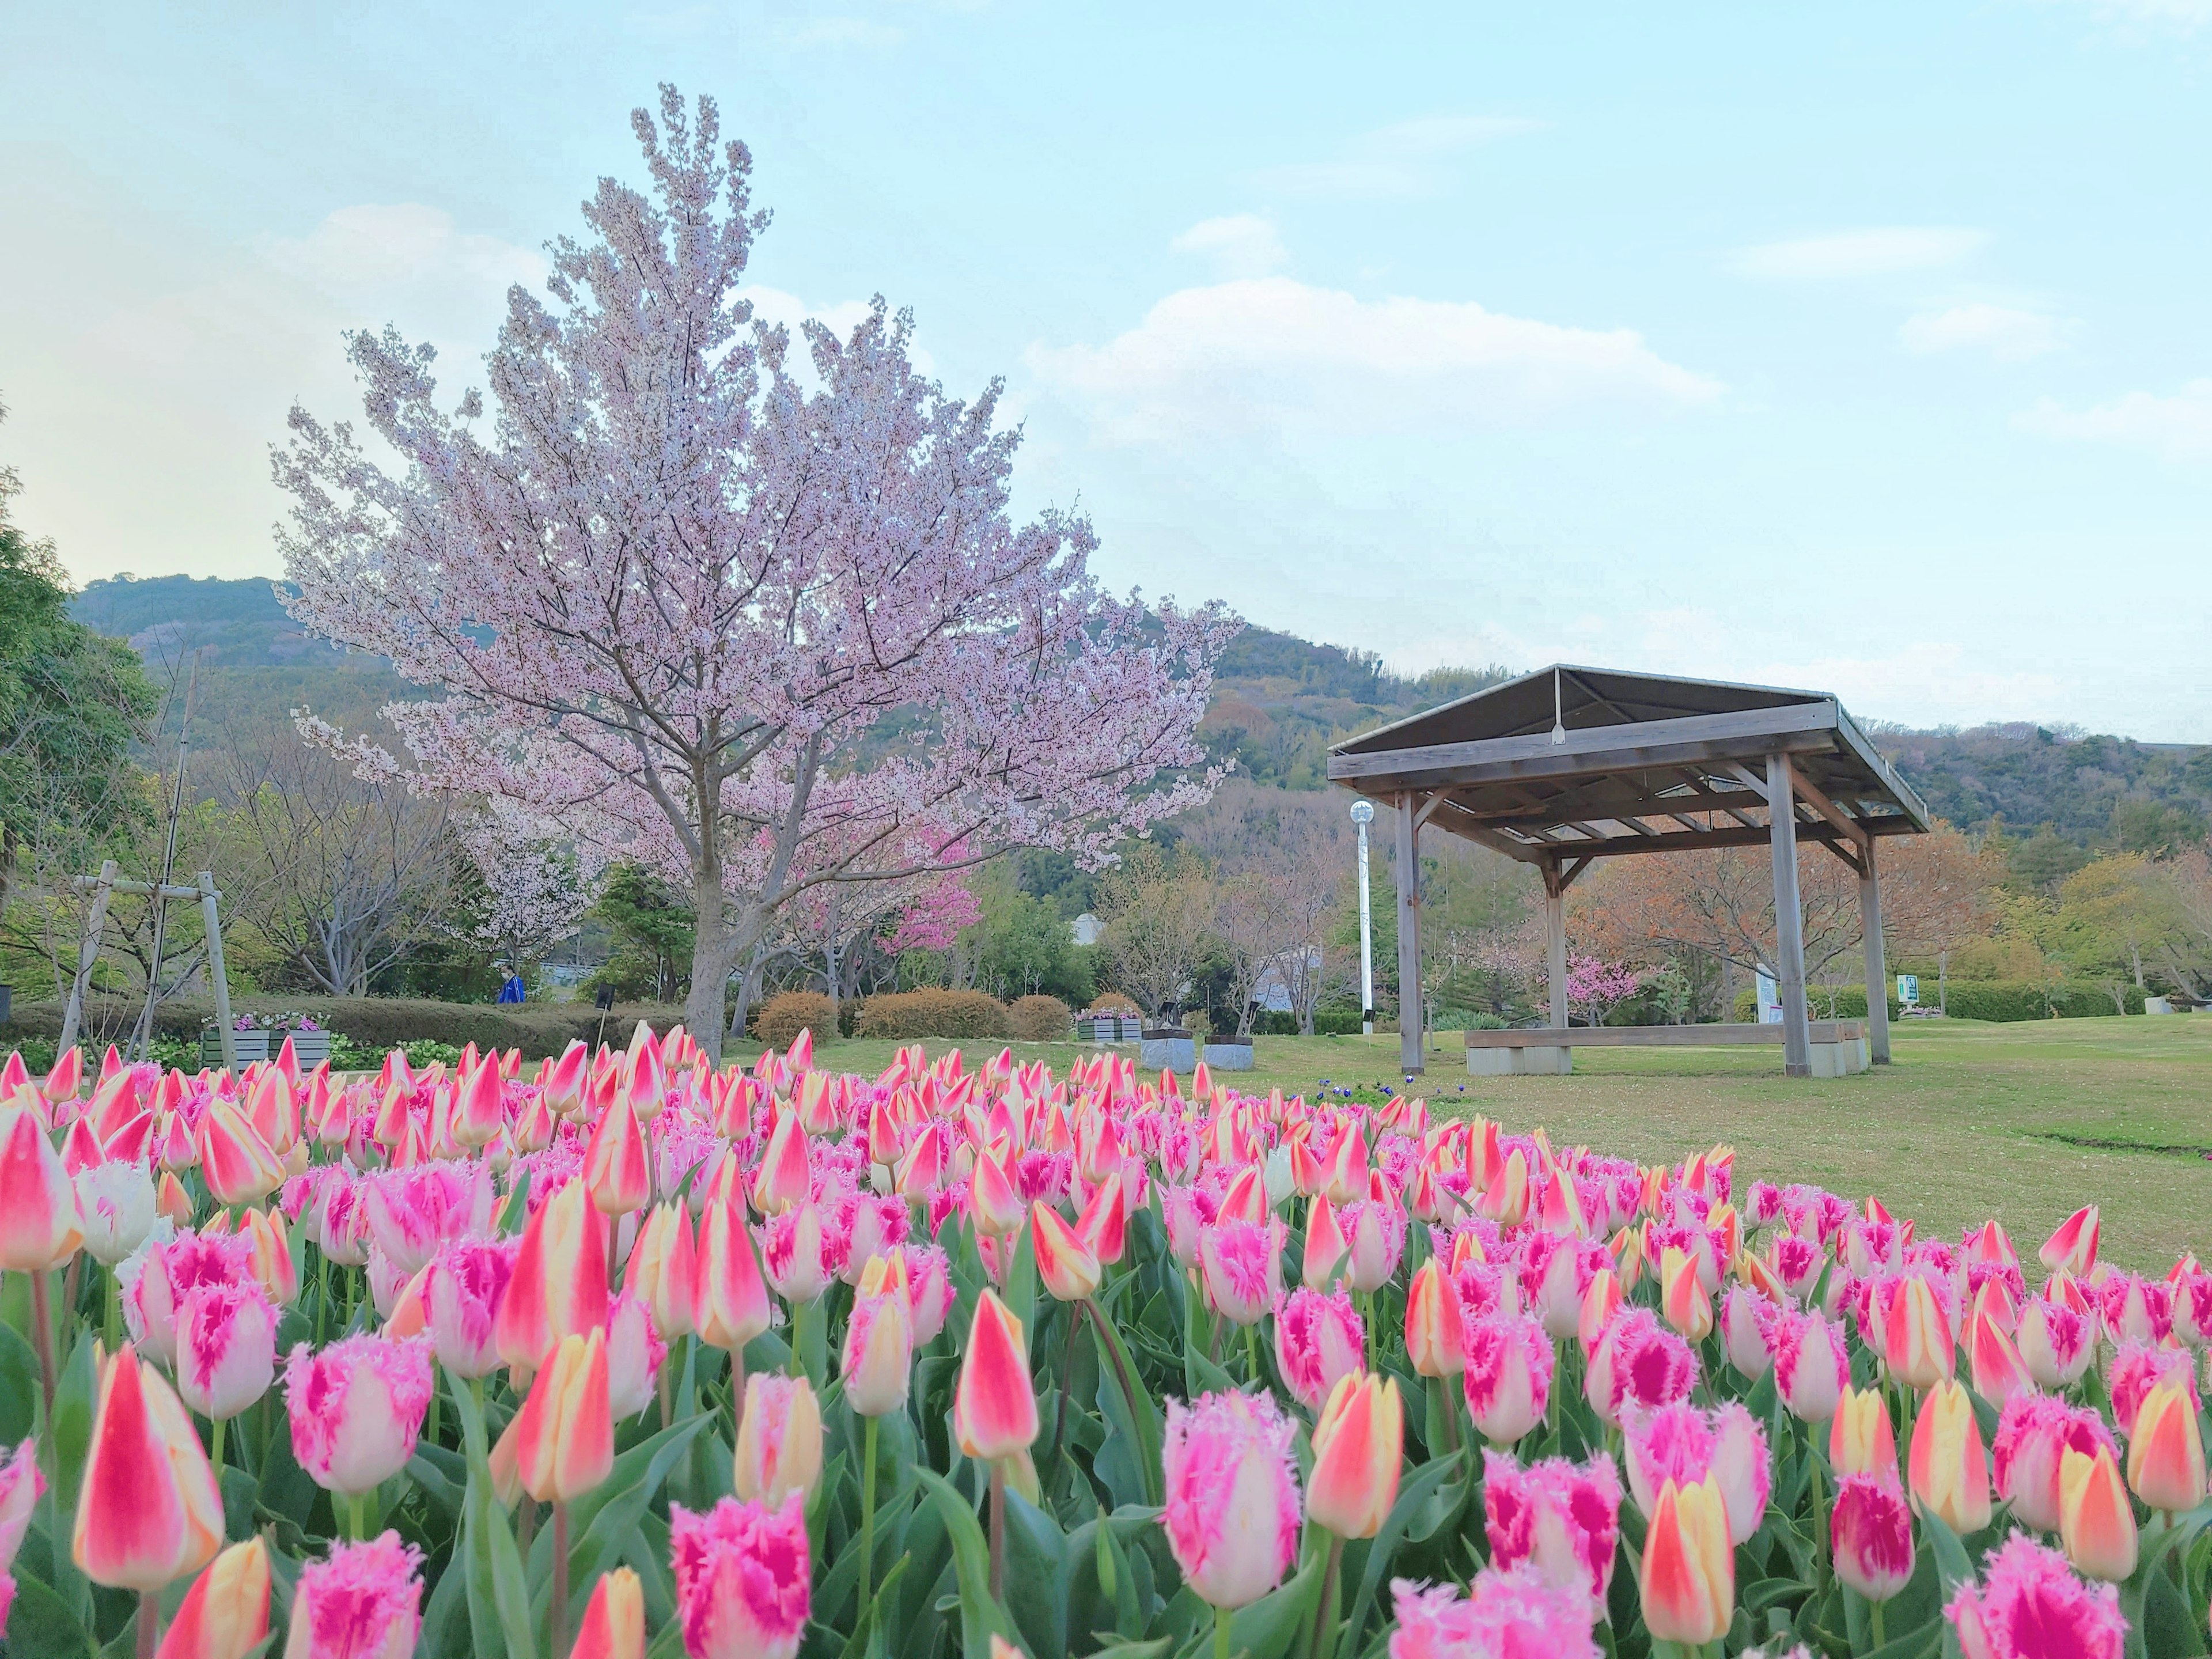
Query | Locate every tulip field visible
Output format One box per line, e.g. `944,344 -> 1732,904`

2,1029 -> 2210,1659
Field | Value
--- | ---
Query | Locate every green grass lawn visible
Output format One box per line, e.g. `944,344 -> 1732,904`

738,1016 -> 2212,1272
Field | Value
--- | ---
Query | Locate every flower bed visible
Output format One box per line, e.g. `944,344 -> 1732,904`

0,1032 -> 2202,1659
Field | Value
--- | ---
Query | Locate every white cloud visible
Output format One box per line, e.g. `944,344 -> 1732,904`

1256,115 -> 1540,200
2052,0 -> 2212,28
1169,214 -> 1287,279
1726,226 -> 1988,281
1899,303 -> 2062,361
2018,380 -> 2212,461
1026,277 -> 1720,444
260,204 -> 544,323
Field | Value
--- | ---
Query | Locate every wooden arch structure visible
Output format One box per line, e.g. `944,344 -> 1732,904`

1327,665 -> 1931,1078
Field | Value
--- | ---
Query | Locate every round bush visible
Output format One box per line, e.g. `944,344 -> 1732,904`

757,990 -> 839,1049
1087,990 -> 1140,1014
1007,994 -> 1073,1042
855,988 -> 1012,1040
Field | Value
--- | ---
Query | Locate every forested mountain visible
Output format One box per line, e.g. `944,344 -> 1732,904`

70,575 -> 2212,849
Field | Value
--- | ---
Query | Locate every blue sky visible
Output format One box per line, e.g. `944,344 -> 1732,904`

5,1 -> 2210,737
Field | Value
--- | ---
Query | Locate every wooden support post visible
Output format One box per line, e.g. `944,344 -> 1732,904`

1766,753 -> 1812,1077
1544,860 -> 1569,1030
1396,793 -> 1423,1075
197,872 -> 238,1077
1859,839 -> 1892,1065
57,860 -> 119,1059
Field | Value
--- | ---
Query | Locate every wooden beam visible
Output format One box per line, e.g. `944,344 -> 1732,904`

1789,764 -> 1872,855
1559,855 -> 1594,891
1414,790 -> 1453,829
1328,702 -> 1840,785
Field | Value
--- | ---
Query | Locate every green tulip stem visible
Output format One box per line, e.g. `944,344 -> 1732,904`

137,1590 -> 159,1659
1870,1599 -> 1887,1648
859,1415 -> 880,1610
551,1501 -> 571,1659
1246,1323 -> 1262,1387
988,1460 -> 1008,1605
26,1268 -> 56,1430
209,1415 -> 226,1482
1215,1603 -> 1232,1659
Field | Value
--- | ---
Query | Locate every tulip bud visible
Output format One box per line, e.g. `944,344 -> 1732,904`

969,1149 -> 1025,1238
196,1100 -> 285,1210
1831,1474 -> 1915,1604
569,1566 -> 645,1659
583,1091 -> 651,1219
2059,1444 -> 2137,1581
72,1347 -> 224,1590
2040,1205 -> 2100,1279
1638,1475 -> 1733,1646
452,1060 -> 505,1152
2127,1376 -> 2207,1514
1161,1390 -> 1302,1609
1404,1259 -> 1467,1378
732,1372 -> 823,1507
284,1335 -> 433,1497
1307,1372 -> 1403,1538
1659,1247 -> 1712,1342
1830,1386 -> 1898,1481
693,1198 -> 772,1354
1908,1378 -> 1992,1534
1032,1202 -> 1101,1302
953,1290 -> 1038,1462
604,1293 -> 664,1421
1966,1302 -> 2033,1408
669,1498 -> 812,1659
74,1161 -> 156,1266
491,1328 -> 614,1506
156,1537 -> 271,1659
1274,1288 -> 1365,1412
625,1203 -> 699,1341
752,1112 -> 812,1218
842,1256 -> 915,1418
1074,1169 -> 1127,1267
1198,1219 -> 1282,1327
0,1104 -> 84,1270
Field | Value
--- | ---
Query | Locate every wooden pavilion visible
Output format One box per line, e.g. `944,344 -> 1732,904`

1326,665 -> 1931,1078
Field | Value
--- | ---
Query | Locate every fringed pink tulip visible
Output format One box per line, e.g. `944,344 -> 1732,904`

1585,1307 -> 1695,1427
156,1537 -> 270,1659
605,1293 -> 665,1421
425,1237 -> 516,1380
177,1279 -> 280,1423
0,1438 -> 43,1574
732,1373 -> 823,1507
72,1347 -> 224,1590
1463,1315 -> 1553,1446
74,1160 -> 156,1266
1622,1401 -> 1769,1544
2016,1294 -> 2093,1388
1161,1390 -> 1302,1609
285,1334 -> 434,1497
1720,1285 -> 1774,1380
1482,1450 -> 1623,1607
669,1494 -> 810,1659
1994,1392 -> 2119,1532
1387,1573 -> 1600,1659
1946,1534 -> 2124,1659
1273,1288 -> 1365,1412
759,1203 -> 828,1308
282,1533 -> 423,1659
1198,1219 -> 1282,1327
1831,1474 -> 1915,1603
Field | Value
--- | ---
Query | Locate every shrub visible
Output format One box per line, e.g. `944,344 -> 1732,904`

1088,990 -> 1141,1014
855,988 -> 1012,1040
756,991 -> 839,1050
1726,980 -> 2142,1022
1007,994 -> 1073,1042
1253,1010 -> 1301,1036
1312,1010 -> 1366,1036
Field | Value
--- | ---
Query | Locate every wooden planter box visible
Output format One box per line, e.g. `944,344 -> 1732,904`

200,1028 -> 332,1070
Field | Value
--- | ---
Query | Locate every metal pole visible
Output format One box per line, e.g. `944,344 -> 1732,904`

1395,794 -> 1422,1076
132,649 -> 202,1062
1351,801 -> 1375,1035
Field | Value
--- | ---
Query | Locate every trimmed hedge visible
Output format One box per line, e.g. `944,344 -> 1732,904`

1007,994 -> 1074,1042
0,993 -> 690,1062
855,988 -> 1013,1040
756,991 -> 838,1050
1728,980 -> 2145,1022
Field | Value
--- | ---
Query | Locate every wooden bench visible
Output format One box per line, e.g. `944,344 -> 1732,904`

1463,1020 -> 1870,1078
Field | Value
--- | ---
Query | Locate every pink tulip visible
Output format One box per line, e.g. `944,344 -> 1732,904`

1946,1533 -> 2123,1659
1993,1391 -> 2119,1533
1161,1390 -> 1302,1610
892,1242 -> 955,1343
2039,1205 -> 2100,1278
1831,1474 -> 1915,1604
177,1279 -> 279,1423
1620,1400 -> 1769,1547
1463,1315 -> 1554,1446
605,1293 -> 666,1421
285,1335 -> 434,1496
2016,1294 -> 2093,1388
732,1373 -> 823,1507
953,1290 -> 1037,1462
1340,1198 -> 1406,1293
74,1161 -> 156,1266
1584,1308 -> 1695,1427
1518,1232 -> 1596,1342
669,1494 -> 811,1659
1719,1285 -> 1774,1381
1273,1288 -> 1365,1412
0,1438 -> 46,1574
2108,1339 -> 2195,1438
1482,1450 -> 1622,1608
0,1103 -> 83,1270
71,1347 -> 224,1591
1198,1218 -> 1283,1327
760,1203 -> 830,1305
1764,1305 -> 1848,1424
126,1232 -> 253,1368
282,1532 -> 424,1659
840,1257 -> 915,1417
424,1237 -> 516,1380
1388,1571 -> 1600,1659
1307,1372 -> 1402,1537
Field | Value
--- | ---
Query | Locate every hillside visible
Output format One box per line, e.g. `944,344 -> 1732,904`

69,575 -> 2212,846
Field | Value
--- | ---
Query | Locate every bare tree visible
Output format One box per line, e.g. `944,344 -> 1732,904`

1179,782 -> 1351,1035
1094,843 -> 1215,1019
213,717 -> 457,995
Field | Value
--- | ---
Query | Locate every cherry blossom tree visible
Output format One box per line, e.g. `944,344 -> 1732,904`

1565,954 -> 1643,1027
275,88 -> 1231,1056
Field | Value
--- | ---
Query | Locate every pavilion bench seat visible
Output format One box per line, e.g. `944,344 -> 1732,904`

1463,1020 -> 1870,1077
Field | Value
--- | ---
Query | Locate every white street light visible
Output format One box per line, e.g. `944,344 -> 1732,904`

1350,799 -> 1375,1035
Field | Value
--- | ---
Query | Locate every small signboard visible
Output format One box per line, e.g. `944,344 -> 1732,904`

1896,974 -> 1920,1009
1756,969 -> 1781,1025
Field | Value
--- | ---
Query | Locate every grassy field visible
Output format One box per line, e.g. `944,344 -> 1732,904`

736,1016 -> 2212,1272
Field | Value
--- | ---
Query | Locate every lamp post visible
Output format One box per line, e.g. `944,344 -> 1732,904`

1350,800 -> 1375,1035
